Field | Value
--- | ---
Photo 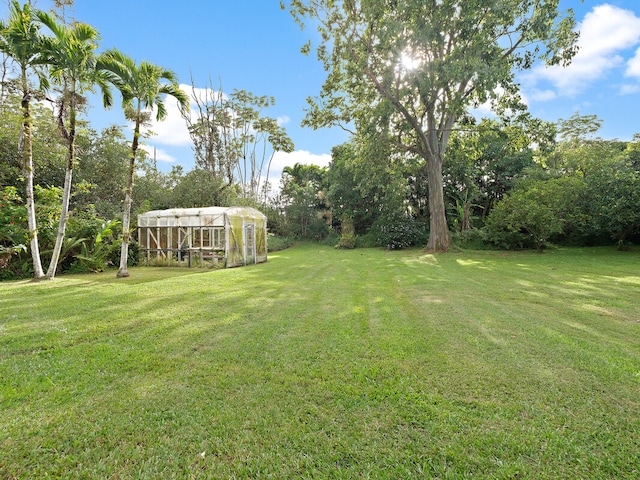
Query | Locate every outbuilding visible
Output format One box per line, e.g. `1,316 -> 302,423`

137,206 -> 267,268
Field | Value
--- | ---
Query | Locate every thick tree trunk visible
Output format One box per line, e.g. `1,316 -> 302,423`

462,201 -> 472,231
425,154 -> 451,251
117,122 -> 140,278
21,82 -> 44,280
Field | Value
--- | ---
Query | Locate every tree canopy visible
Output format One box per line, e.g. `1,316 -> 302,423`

283,0 -> 580,250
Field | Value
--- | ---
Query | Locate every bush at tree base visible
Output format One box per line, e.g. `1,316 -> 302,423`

337,214 -> 356,249
369,213 -> 425,250
0,186 -> 138,279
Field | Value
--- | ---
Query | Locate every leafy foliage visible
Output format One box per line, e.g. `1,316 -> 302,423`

170,168 -> 239,209
485,176 -> 587,251
0,185 -> 60,279
64,217 -> 121,273
0,186 -> 24,243
326,141 -> 378,234
444,118 -> 542,226
265,233 -> 293,252
369,211 -> 424,250
587,158 -> 640,249
277,163 -> 330,239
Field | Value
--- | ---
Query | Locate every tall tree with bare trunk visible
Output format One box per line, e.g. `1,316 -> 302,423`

97,49 -> 188,278
0,1 -> 49,279
37,10 -> 112,279
283,0 -> 579,251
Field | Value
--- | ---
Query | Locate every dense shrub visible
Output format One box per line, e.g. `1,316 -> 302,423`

355,231 -> 377,248
267,234 -> 294,252
0,186 -> 131,278
320,232 -> 341,247
485,176 -> 587,251
369,212 -> 424,249
452,228 -> 491,250
0,186 -> 60,279
0,186 -> 25,248
586,160 -> 640,249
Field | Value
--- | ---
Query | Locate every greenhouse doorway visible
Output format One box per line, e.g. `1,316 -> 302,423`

244,223 -> 256,265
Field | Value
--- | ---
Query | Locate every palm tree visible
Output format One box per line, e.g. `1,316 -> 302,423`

0,1 -> 48,280
36,11 -> 112,279
97,49 -> 188,278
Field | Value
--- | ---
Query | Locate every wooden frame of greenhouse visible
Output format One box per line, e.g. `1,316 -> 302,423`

137,206 -> 267,268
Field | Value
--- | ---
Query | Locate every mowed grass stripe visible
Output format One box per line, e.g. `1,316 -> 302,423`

1,244 -> 639,478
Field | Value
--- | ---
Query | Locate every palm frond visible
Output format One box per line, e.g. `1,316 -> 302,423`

98,52 -> 187,121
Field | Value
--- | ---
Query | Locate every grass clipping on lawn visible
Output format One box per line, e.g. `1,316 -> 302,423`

1,244 -> 639,478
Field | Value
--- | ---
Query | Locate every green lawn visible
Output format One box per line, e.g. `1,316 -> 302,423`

1,244 -> 639,479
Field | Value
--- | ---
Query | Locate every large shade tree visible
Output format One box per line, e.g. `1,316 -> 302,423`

37,11 -> 113,279
283,0 -> 580,250
0,1 -> 48,279
97,49 -> 189,278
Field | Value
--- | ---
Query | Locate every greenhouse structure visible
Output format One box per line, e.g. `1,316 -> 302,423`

137,206 -> 267,268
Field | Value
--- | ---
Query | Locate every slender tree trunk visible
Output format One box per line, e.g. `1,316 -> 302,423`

117,121 -> 140,278
1,57 -> 8,113
46,90 -> 77,280
21,70 -> 44,280
263,152 -> 275,206
46,159 -> 73,279
425,153 -> 451,251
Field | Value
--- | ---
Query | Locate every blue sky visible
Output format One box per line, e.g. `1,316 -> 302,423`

4,1 -> 640,186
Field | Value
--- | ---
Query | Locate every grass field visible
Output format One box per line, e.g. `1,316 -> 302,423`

1,244 -> 639,479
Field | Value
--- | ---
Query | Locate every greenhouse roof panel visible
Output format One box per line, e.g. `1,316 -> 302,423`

137,206 -> 267,228
138,207 -> 230,227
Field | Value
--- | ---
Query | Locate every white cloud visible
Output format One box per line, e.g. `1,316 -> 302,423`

139,144 -> 177,163
626,47 -> 640,78
527,4 -> 640,96
528,89 -> 557,102
471,99 -> 494,117
620,83 -> 640,95
267,150 -> 332,188
141,86 -> 193,147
